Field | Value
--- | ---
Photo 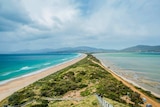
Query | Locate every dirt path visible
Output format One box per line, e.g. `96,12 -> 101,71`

92,60 -> 160,107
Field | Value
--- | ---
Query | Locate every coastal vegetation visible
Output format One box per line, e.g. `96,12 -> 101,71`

0,54 -> 144,107
135,86 -> 160,103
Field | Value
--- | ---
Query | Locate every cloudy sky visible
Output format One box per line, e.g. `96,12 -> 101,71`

0,0 -> 160,53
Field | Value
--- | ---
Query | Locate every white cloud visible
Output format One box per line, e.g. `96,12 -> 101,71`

21,0 -> 80,30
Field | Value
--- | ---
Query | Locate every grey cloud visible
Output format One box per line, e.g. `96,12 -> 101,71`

0,0 -> 32,31
0,17 -> 20,31
22,33 -> 53,41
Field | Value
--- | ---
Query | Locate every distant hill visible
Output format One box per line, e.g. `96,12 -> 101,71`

12,46 -> 116,54
49,46 -> 116,53
11,45 -> 160,54
121,45 -> 160,52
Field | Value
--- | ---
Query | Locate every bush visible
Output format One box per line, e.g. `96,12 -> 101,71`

8,90 -> 35,105
92,101 -> 98,105
30,103 -> 47,107
75,77 -> 82,83
130,92 -> 143,104
79,71 -> 86,75
8,92 -> 20,105
80,89 -> 90,96
79,84 -> 88,88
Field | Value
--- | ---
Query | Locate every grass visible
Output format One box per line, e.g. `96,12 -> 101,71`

0,54 -> 143,107
47,95 -> 99,107
104,98 -> 129,107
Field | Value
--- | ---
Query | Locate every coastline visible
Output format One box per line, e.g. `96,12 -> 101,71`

0,54 -> 87,101
0,53 -> 82,85
99,59 -> 160,98
95,58 -> 160,107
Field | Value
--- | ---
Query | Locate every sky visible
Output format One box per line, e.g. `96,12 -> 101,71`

0,0 -> 160,53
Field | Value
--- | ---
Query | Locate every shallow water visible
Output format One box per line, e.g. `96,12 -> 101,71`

94,52 -> 160,96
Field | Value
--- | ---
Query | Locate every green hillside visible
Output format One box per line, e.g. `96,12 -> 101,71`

0,54 -> 143,107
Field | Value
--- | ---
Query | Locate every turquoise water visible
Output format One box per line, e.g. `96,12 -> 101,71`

94,52 -> 160,82
0,53 -> 80,84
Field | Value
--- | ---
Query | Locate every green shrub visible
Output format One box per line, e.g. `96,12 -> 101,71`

80,89 -> 90,96
79,71 -> 86,75
130,92 -> 143,104
8,92 -> 20,105
79,84 -> 88,88
75,77 -> 82,83
92,101 -> 98,105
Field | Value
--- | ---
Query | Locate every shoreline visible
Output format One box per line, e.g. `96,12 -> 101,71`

95,58 -> 160,107
0,54 -> 87,101
0,53 -> 82,85
99,60 -> 160,98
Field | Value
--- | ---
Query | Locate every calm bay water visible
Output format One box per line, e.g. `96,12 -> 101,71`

94,52 -> 160,95
94,52 -> 160,82
0,53 -> 80,84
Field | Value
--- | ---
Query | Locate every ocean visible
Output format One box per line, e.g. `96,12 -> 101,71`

0,53 -> 80,84
94,52 -> 160,96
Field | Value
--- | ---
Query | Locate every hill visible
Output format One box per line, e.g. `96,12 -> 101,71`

121,45 -> 160,52
11,45 -> 160,54
49,46 -> 116,53
12,46 -> 116,54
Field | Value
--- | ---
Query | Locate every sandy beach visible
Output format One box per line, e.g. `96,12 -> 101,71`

0,54 -> 86,101
96,59 -> 160,107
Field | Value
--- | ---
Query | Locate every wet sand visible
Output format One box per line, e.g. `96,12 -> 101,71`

100,59 -> 160,98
